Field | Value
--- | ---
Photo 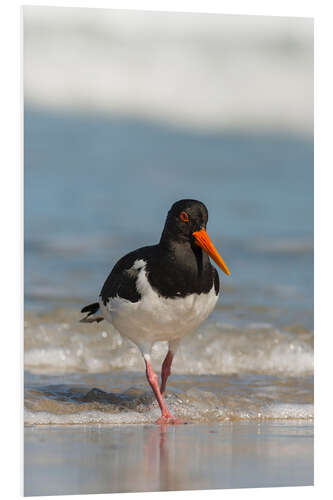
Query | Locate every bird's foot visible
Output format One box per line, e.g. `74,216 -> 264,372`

155,413 -> 183,425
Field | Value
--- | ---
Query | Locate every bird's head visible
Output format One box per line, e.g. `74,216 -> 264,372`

160,199 -> 230,276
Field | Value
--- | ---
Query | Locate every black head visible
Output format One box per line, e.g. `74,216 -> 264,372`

160,199 -> 230,276
160,199 -> 208,244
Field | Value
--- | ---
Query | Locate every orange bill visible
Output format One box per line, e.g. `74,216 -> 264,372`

192,229 -> 230,276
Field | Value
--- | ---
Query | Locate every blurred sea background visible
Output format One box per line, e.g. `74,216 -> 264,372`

24,8 -> 313,426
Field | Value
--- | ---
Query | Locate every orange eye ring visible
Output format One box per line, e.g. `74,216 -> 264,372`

180,211 -> 189,222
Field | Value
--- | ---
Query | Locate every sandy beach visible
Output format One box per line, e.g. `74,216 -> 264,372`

25,421 -> 313,495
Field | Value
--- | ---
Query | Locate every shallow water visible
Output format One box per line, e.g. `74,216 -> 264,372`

25,369 -> 313,425
25,422 -> 313,495
24,109 -> 313,320
24,108 -> 313,426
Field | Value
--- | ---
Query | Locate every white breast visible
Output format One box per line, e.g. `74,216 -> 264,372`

99,259 -> 219,349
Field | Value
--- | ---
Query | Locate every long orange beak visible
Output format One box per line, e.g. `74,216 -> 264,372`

192,229 -> 230,276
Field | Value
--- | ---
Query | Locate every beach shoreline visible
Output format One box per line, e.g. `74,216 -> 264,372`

24,420 -> 313,496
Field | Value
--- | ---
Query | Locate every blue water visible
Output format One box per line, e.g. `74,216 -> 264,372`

24,108 -> 313,329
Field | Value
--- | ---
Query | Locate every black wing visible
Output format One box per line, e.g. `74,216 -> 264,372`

100,245 -> 156,306
80,302 -> 104,323
213,267 -> 220,295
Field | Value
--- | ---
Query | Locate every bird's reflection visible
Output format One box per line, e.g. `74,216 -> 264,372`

144,424 -> 176,491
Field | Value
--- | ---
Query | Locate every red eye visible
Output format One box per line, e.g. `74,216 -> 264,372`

180,211 -> 189,222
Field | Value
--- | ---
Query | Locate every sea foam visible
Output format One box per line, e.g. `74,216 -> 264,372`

24,7 -> 313,134
24,310 -> 313,377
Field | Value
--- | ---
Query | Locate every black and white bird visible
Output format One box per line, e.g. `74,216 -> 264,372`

81,199 -> 230,424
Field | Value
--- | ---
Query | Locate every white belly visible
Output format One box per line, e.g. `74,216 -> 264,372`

99,260 -> 218,348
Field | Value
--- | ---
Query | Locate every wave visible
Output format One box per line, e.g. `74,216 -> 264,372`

24,380 -> 313,425
24,7 -> 313,133
24,305 -> 313,425
24,309 -> 313,377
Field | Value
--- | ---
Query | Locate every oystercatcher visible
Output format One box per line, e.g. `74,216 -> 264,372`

81,199 -> 230,424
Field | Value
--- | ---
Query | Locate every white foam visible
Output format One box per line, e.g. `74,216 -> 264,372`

24,314 -> 313,377
24,408 -> 157,425
24,347 -> 80,371
176,323 -> 314,376
261,403 -> 314,420
24,7 -> 313,134
24,402 -> 313,426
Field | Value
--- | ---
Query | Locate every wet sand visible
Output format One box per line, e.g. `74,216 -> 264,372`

24,421 -> 313,496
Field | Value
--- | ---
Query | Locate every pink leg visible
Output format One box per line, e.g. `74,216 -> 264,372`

145,358 -> 181,425
160,350 -> 174,397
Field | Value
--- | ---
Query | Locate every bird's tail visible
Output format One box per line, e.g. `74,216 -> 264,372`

80,302 -> 104,323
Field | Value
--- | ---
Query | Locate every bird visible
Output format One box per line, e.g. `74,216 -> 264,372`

81,199 -> 230,424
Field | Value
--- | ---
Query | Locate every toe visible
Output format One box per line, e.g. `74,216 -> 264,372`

155,416 -> 183,425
